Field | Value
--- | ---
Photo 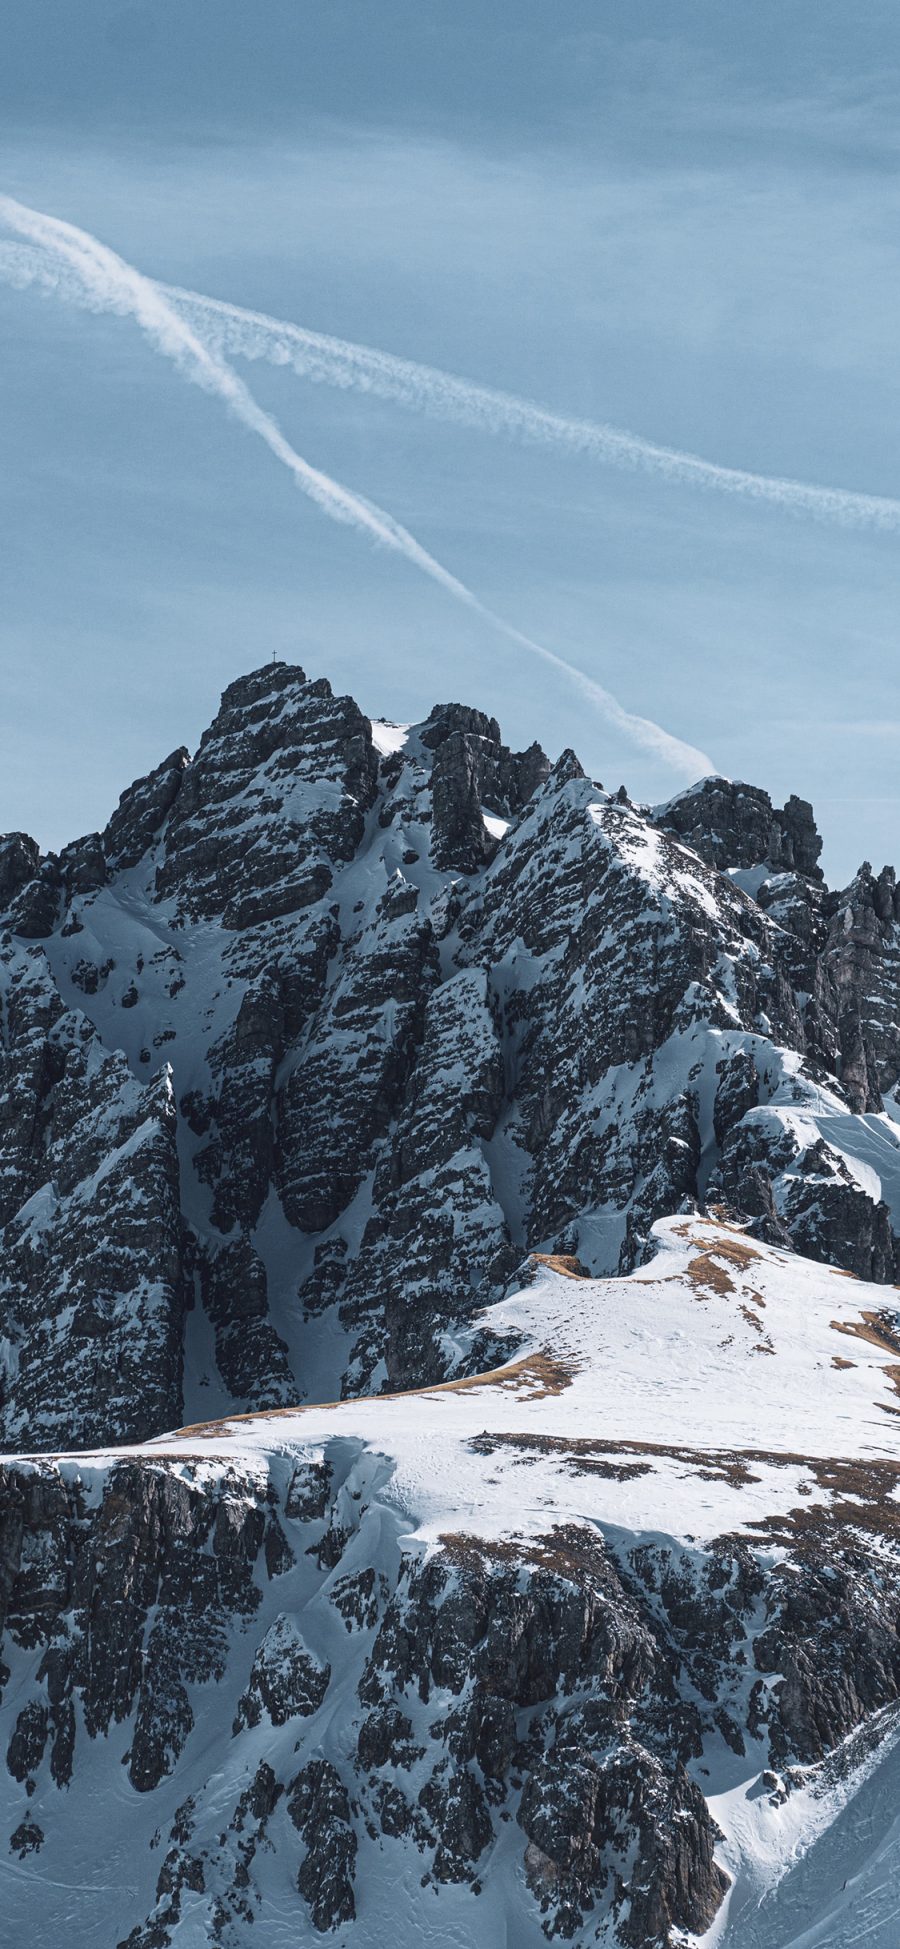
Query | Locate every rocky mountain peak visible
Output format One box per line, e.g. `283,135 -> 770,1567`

655,773 -> 823,880
0,832 -> 41,906
153,663 -> 378,926
0,658 -> 898,1447
420,699 -> 502,748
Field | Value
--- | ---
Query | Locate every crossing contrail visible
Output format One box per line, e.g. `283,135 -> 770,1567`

0,200 -> 712,780
4,236 -> 900,533
2,235 -> 897,535
172,294 -> 900,534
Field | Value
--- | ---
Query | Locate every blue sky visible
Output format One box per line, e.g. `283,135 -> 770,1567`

2,2 -> 899,882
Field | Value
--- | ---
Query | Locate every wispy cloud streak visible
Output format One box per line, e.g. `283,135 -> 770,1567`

0,209 -> 711,780
172,298 -> 900,533
5,236 -> 900,534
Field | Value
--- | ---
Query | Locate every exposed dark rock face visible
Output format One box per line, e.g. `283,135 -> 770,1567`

520,1749 -> 724,1945
423,701 -> 550,872
103,749 -> 189,871
7,858 -> 61,940
0,955 -> 185,1445
200,1236 -> 293,1408
820,862 -> 900,1101
780,1138 -> 900,1282
356,1524 -> 728,1937
0,833 -> 41,908
233,1613 -> 329,1730
655,776 -> 823,881
288,1758 -> 357,1930
1,1416 -> 900,1944
0,1457 -> 267,1804
154,665 -> 378,925
275,900 -> 440,1238
58,830 -> 108,897
336,962 -> 513,1389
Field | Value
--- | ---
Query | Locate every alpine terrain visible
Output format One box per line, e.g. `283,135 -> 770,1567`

4,658 -> 900,1947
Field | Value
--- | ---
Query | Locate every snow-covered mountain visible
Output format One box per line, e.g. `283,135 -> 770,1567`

3,660 -> 900,1945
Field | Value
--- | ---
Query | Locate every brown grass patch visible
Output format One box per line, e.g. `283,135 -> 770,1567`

674,1221 -> 760,1261
685,1234 -> 764,1300
530,1252 -> 591,1279
437,1523 -> 614,1583
427,1351 -> 576,1401
445,1451 -> 900,1571
734,1455 -> 900,1551
563,1456 -> 653,1481
471,1431 -> 764,1490
465,1437 -> 900,1558
831,1310 -> 900,1399
687,1252 -> 735,1297
710,1236 -> 764,1270
171,1350 -> 576,1438
437,1531 -> 524,1569
833,1309 -> 900,1358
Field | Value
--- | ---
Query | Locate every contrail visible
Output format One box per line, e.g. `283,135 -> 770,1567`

165,297 -> 900,533
5,239 -> 900,534
176,298 -> 900,534
0,206 -> 711,780
3,237 -> 896,535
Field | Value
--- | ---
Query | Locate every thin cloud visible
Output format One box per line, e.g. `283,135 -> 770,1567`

4,235 -> 900,532
0,202 -> 711,782
169,289 -> 900,533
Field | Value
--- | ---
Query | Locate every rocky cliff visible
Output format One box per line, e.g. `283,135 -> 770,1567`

4,1223 -> 900,1946
2,659 -> 900,1448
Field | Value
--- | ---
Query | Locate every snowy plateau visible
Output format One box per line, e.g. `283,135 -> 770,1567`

2,661 -> 900,1945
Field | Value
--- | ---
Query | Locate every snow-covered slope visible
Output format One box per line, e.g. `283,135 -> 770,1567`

4,1219 -> 900,1944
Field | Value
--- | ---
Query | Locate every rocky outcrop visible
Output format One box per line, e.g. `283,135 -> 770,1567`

1,1417 -> 900,1945
0,947 -> 185,1447
820,862 -> 900,1101
0,833 -> 41,910
233,1614 -> 329,1730
288,1758 -> 357,1930
355,1524 -> 727,1938
336,963 -> 513,1390
153,665 -> 377,926
276,901 -> 439,1238
7,660 -> 900,1948
200,1236 -> 293,1408
0,1457 -> 268,1799
422,701 -> 549,871
655,776 -> 823,880
103,748 -> 189,870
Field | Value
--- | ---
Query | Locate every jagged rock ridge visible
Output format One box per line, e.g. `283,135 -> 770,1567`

1,660 -> 899,1446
